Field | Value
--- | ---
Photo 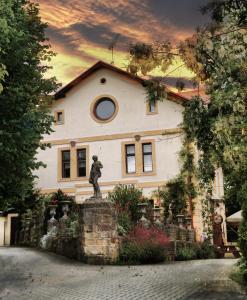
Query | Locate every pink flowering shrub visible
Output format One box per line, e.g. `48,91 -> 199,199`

119,225 -> 169,264
127,225 -> 169,247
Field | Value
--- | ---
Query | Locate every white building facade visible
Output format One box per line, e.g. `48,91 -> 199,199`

35,61 -> 206,240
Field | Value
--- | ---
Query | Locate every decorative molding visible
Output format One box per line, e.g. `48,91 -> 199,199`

75,179 -> 138,188
39,180 -> 167,196
43,128 -> 183,146
40,188 -> 76,194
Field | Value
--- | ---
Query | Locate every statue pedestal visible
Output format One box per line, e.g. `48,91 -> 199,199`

79,198 -> 119,264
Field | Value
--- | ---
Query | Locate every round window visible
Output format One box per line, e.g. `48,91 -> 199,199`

94,97 -> 116,121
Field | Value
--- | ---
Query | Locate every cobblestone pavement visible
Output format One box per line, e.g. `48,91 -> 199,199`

0,247 -> 246,300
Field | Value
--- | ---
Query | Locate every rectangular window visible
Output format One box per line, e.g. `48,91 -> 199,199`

149,101 -> 156,113
77,148 -> 86,177
142,143 -> 153,172
55,110 -> 64,125
125,144 -> 136,174
57,112 -> 63,124
62,150 -> 70,178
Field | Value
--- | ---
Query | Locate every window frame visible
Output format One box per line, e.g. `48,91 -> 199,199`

142,142 -> 153,173
90,95 -> 119,123
76,147 -> 88,178
58,145 -> 89,182
58,148 -> 71,180
122,139 -> 156,177
146,100 -> 158,115
54,110 -> 64,125
125,144 -> 136,174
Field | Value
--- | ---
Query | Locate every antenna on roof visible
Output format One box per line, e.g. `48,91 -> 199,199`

108,34 -> 120,65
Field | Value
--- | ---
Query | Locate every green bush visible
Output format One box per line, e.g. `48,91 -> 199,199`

176,241 -> 218,261
117,212 -> 132,236
158,176 -> 188,223
239,205 -> 247,259
196,240 -> 216,259
119,241 -> 166,264
108,185 -> 142,232
176,246 -> 197,261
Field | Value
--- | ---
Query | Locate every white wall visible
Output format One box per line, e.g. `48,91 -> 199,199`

44,69 -> 183,142
34,67 -> 184,200
0,217 -> 5,246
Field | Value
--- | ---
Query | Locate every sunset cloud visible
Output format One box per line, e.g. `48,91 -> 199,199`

39,0 -> 209,87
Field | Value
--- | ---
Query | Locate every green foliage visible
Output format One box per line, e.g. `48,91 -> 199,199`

108,184 -> 142,232
126,1 -> 247,258
196,240 -> 216,259
239,201 -> 247,260
116,212 -> 132,236
144,79 -> 167,103
51,189 -> 74,203
66,204 -> 79,238
231,258 -> 247,285
128,42 -> 172,76
159,176 -> 188,222
0,0 -> 59,212
181,1 -> 247,260
176,245 -> 197,261
119,241 -> 166,264
176,241 -> 217,261
20,191 -> 52,246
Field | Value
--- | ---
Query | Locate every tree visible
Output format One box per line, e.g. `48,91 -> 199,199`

0,0 -> 59,212
127,0 -> 247,258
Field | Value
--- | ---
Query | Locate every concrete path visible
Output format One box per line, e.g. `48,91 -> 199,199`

0,247 -> 246,300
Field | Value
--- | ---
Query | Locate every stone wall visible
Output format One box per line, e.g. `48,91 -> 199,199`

19,199 -> 200,264
164,224 -> 195,243
51,237 -> 78,260
78,199 -> 120,264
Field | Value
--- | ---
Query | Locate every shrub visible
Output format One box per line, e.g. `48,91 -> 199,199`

119,225 -> 169,264
157,176 -> 188,223
196,240 -> 216,259
176,245 -> 197,261
108,185 -> 142,232
239,203 -> 247,260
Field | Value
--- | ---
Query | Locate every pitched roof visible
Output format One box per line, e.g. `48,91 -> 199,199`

54,60 -> 188,104
177,86 -> 210,103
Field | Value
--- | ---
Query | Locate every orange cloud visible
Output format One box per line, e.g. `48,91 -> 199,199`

39,0 -> 199,87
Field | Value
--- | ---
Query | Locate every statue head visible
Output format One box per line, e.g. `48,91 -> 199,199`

92,155 -> 98,162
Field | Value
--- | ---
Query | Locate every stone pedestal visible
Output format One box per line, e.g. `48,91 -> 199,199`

79,198 -> 119,264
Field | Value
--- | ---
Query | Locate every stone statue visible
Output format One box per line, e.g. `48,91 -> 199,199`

166,203 -> 173,225
89,155 -> 103,198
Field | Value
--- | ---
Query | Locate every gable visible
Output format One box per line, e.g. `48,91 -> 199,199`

49,67 -> 184,142
54,60 -> 188,106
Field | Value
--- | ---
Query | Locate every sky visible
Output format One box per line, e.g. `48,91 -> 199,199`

39,0 -> 210,89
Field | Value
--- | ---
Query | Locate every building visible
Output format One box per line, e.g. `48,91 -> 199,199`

34,60 -> 224,242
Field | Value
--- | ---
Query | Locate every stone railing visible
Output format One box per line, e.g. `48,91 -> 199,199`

20,199 -> 196,264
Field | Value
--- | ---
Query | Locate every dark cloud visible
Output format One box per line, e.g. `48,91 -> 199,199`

149,0 -> 210,30
70,23 -> 130,48
46,26 -> 97,63
90,2 -> 138,25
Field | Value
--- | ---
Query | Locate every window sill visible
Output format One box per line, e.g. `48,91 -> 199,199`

58,176 -> 89,182
146,112 -> 158,115
122,171 -> 156,178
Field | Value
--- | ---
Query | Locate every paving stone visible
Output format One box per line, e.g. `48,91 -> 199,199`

0,248 -> 246,300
